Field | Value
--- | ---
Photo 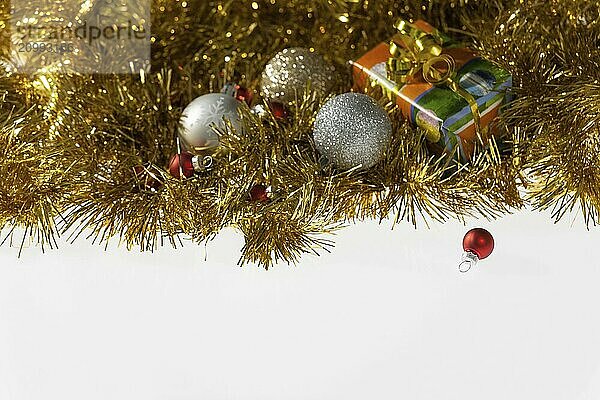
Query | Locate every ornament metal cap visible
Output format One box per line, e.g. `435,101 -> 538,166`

459,251 -> 479,273
192,154 -> 213,172
221,83 -> 238,97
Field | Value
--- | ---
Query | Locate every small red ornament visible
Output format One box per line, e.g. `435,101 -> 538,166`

168,152 -> 195,179
169,153 -> 213,179
269,101 -> 289,120
221,82 -> 254,106
235,85 -> 254,106
459,228 -> 495,273
134,164 -> 164,191
249,184 -> 269,202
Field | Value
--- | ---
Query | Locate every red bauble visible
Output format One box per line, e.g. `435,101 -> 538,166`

134,164 -> 163,191
462,228 -> 495,260
169,152 -> 195,179
249,184 -> 269,202
235,85 -> 254,106
269,101 -> 289,120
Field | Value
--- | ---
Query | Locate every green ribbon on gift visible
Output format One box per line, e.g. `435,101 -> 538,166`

386,19 -> 482,140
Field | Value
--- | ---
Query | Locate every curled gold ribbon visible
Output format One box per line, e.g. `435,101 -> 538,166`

386,19 -> 482,137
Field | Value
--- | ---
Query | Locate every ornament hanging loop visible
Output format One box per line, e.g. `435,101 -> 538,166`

459,251 -> 479,273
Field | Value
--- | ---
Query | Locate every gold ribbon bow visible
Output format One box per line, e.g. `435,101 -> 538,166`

386,19 -> 482,137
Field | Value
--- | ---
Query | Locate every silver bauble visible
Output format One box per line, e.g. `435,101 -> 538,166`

313,93 -> 392,170
260,47 -> 335,104
178,93 -> 242,152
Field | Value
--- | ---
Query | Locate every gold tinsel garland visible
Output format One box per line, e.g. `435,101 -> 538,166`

0,0 -> 597,267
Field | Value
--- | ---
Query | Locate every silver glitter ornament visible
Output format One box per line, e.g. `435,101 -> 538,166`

260,47 -> 335,104
313,93 -> 392,170
178,93 -> 242,152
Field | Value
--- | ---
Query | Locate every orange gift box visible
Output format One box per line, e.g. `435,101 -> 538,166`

352,20 -> 512,161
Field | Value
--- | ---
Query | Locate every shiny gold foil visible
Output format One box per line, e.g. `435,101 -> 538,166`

3,0 -> 597,267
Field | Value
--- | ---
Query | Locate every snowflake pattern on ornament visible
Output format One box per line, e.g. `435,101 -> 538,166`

196,96 -> 236,129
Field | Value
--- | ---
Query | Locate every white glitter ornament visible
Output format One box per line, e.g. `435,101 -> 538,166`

260,47 -> 335,104
178,93 -> 243,152
313,93 -> 393,170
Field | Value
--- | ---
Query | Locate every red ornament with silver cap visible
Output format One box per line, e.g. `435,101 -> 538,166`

168,152 -> 213,179
459,228 -> 495,273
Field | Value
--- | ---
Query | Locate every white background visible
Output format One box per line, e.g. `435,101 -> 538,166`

1,210 -> 600,400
